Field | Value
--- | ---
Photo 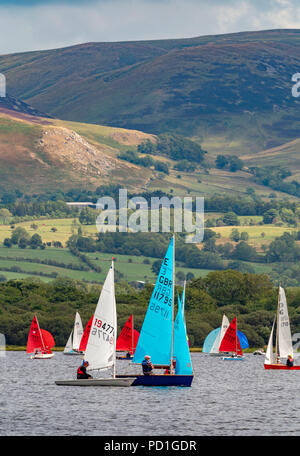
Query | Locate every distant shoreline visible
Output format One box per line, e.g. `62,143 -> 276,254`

4,346 -> 263,353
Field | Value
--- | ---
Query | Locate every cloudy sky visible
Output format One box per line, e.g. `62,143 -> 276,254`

0,0 -> 299,54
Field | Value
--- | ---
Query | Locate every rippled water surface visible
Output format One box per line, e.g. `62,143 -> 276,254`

1,351 -> 300,436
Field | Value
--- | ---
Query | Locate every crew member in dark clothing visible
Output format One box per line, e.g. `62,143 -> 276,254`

77,360 -> 93,379
142,355 -> 154,375
286,354 -> 294,367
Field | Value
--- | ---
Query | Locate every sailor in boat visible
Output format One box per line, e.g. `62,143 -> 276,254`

142,355 -> 154,375
77,360 -> 93,380
286,355 -> 294,367
164,360 -> 176,375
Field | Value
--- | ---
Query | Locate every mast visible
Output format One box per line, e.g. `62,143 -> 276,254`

235,317 -> 237,356
112,258 -> 116,379
36,315 -> 45,351
131,314 -> 134,355
170,234 -> 175,375
275,286 -> 280,363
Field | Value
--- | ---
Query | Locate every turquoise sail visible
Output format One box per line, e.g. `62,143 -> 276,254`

202,328 -> 220,353
133,237 -> 174,365
181,283 -> 186,318
174,297 -> 193,375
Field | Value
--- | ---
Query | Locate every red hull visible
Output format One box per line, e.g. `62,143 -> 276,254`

264,364 -> 300,370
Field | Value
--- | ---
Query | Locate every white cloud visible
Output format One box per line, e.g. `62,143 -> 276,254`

0,0 -> 299,55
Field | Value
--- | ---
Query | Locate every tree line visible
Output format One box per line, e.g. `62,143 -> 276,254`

1,271 -> 300,349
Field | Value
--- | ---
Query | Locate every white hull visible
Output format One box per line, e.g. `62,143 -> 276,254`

55,377 -> 135,387
220,355 -> 244,360
63,351 -> 84,356
30,353 -> 54,359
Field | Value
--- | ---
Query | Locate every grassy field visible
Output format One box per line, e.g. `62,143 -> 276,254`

212,224 -> 297,251
0,216 -> 297,283
0,245 -> 211,284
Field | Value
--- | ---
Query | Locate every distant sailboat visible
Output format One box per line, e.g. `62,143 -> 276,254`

63,312 -> 84,355
116,314 -> 140,360
117,235 -> 193,386
27,315 -> 55,359
264,287 -> 300,370
202,314 -> 230,355
219,317 -> 247,360
55,261 -> 135,386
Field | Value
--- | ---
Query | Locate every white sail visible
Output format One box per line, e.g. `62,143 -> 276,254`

211,314 -> 229,353
64,330 -> 73,353
84,262 -> 116,371
72,312 -> 83,350
277,286 -> 293,359
265,317 -> 275,365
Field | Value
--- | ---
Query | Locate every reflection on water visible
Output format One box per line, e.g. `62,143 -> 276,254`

1,352 -> 300,436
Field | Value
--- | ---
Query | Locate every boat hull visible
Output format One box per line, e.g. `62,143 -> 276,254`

116,374 -> 193,387
264,364 -> 300,370
55,378 -> 135,387
30,353 -> 54,359
63,351 -> 84,356
221,356 -> 244,361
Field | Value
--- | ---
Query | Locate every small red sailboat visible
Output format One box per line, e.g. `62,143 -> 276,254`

27,315 -> 55,359
116,314 -> 139,360
219,317 -> 244,360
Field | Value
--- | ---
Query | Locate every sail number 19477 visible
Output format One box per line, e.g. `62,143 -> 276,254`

91,318 -> 114,343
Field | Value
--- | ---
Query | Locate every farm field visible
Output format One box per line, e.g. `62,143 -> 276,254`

0,245 -> 211,284
0,215 -> 297,283
212,224 -> 298,250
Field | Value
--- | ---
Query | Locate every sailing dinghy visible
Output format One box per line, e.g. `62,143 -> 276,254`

264,287 -> 300,370
116,314 -> 140,360
202,314 -> 230,355
27,315 -> 55,359
219,317 -> 247,360
63,311 -> 84,355
117,235 -> 193,386
55,260 -> 135,386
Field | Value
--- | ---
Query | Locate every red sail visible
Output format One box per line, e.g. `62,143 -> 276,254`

116,314 -> 140,354
26,315 -> 44,353
40,329 -> 55,352
219,317 -> 243,355
79,315 -> 93,352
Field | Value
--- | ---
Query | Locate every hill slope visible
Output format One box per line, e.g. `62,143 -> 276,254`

0,107 -> 154,193
1,29 -> 300,154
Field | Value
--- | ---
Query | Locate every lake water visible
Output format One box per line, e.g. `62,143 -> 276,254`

1,351 -> 300,436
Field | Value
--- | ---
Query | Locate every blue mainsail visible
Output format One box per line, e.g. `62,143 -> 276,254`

237,330 -> 249,349
133,237 -> 174,365
174,296 -> 193,375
